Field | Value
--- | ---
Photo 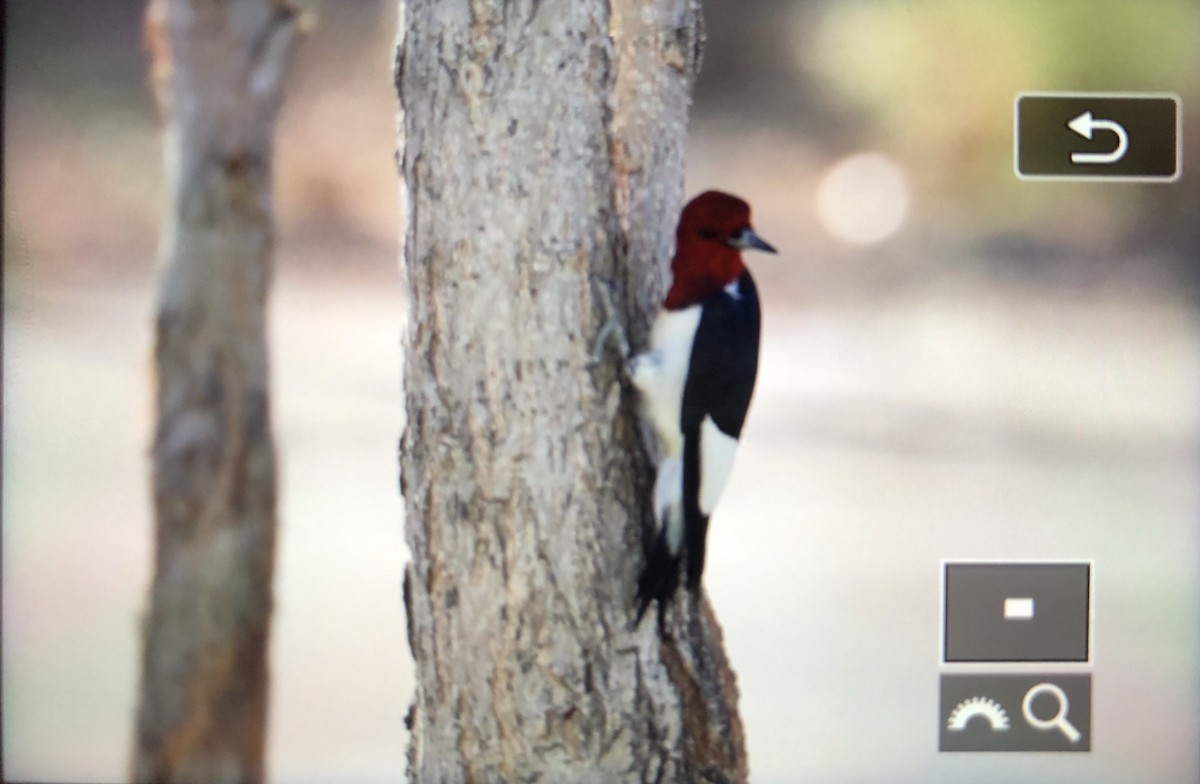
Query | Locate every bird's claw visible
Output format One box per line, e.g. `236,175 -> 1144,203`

589,276 -> 633,377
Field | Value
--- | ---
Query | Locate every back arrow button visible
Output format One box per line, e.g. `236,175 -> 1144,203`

1067,110 -> 1129,165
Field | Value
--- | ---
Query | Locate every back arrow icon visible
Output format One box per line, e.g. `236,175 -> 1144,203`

1067,110 -> 1129,165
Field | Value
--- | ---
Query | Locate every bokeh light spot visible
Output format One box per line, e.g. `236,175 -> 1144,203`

815,151 -> 911,245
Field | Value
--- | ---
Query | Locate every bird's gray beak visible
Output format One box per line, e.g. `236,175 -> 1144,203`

730,227 -> 777,254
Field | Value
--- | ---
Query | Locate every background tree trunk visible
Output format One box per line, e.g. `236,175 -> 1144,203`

133,1 -> 296,782
396,2 -> 748,781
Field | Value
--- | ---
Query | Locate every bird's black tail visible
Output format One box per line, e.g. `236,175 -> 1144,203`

683,508 -> 711,591
681,428 -> 711,591
635,528 -> 680,625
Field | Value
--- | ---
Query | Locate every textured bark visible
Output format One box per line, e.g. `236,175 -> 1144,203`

396,2 -> 747,782
133,1 -> 296,782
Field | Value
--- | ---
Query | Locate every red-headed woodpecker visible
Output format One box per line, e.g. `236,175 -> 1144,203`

632,190 -> 776,622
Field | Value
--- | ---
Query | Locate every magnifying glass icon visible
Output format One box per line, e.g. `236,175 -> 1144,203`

1022,682 -> 1082,743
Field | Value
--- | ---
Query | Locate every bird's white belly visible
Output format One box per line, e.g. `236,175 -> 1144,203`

631,305 -> 701,456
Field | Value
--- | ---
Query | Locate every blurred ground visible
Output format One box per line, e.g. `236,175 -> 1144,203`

4,1 -> 1199,783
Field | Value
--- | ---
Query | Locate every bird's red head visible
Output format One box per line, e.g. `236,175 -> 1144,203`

663,190 -> 776,310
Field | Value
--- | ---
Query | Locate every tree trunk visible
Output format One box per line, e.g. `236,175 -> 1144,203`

133,2 -> 296,782
396,2 -> 747,782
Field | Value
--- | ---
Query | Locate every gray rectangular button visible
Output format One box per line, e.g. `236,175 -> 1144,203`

944,562 -> 1090,662
940,673 -> 1091,752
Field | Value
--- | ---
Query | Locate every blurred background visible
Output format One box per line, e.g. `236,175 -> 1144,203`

4,1 -> 1198,782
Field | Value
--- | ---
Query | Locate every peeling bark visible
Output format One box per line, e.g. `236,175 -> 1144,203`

133,1 -> 296,782
396,1 -> 747,781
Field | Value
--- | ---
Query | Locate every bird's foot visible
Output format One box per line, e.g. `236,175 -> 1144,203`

588,275 -> 634,378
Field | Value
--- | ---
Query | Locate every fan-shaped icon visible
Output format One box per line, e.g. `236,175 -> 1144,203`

946,696 -> 1010,732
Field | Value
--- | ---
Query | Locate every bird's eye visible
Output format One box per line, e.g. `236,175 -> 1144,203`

697,228 -> 720,240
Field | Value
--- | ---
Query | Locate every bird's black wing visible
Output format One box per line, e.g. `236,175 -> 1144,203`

678,271 -> 761,588
680,271 -> 761,438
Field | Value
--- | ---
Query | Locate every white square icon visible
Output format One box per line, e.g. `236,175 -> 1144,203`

1004,597 -> 1035,620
